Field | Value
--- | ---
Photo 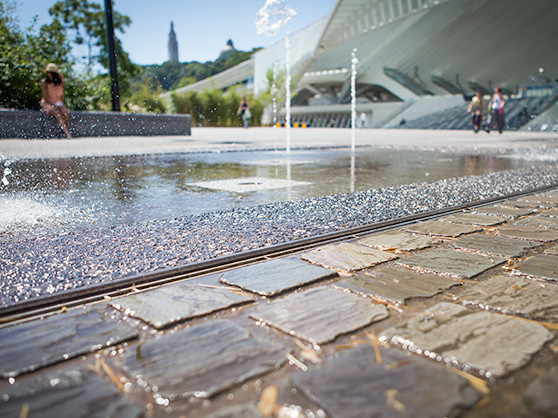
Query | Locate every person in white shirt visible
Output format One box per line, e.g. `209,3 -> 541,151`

488,86 -> 506,134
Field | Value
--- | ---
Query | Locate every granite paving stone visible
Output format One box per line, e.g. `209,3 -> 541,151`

380,302 -> 554,378
0,308 -> 137,378
495,199 -> 542,209
250,287 -> 389,344
472,205 -> 536,219
110,285 -> 254,329
538,208 -> 558,218
522,366 -> 558,417
357,229 -> 441,252
452,234 -> 541,258
300,242 -> 397,272
544,244 -> 558,255
0,368 -> 144,418
513,254 -> 558,282
206,405 -> 261,418
497,225 -> 558,242
519,193 -> 558,205
456,275 -> 558,321
515,215 -> 558,230
292,345 -> 480,418
121,320 -> 287,400
396,248 -> 506,279
403,219 -> 480,237
219,257 -> 337,296
438,212 -> 506,226
334,266 -> 459,305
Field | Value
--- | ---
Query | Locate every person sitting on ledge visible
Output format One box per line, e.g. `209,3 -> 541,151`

40,63 -> 71,138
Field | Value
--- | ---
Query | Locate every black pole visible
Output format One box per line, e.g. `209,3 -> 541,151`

104,0 -> 120,111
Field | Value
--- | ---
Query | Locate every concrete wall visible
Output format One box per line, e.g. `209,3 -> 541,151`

382,95 -> 466,128
0,109 -> 191,139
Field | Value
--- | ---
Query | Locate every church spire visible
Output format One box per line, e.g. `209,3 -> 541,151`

168,21 -> 179,63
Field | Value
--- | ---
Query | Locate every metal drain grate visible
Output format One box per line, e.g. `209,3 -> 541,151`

187,177 -> 312,193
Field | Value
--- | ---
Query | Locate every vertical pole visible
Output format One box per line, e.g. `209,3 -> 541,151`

104,0 -> 120,111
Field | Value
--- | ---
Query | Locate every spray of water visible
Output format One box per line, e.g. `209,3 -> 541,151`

351,48 -> 359,152
285,34 -> 292,154
256,0 -> 296,154
255,0 -> 297,36
272,62 -> 278,126
1,158 -> 13,187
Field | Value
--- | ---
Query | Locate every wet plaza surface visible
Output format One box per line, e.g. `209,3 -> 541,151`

0,148 -> 545,236
1,137 -> 558,416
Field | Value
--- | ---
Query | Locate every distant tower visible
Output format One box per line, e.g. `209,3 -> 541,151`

218,39 -> 236,60
168,21 -> 179,62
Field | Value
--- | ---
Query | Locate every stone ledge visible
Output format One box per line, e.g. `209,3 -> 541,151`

0,109 -> 191,139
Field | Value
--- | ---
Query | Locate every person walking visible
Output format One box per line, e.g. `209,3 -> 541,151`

467,91 -> 485,133
40,63 -> 71,138
488,86 -> 506,134
238,97 -> 250,128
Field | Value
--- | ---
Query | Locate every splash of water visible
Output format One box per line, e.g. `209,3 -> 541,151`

509,146 -> 558,161
255,0 -> 297,36
0,197 -> 59,232
1,158 -> 13,187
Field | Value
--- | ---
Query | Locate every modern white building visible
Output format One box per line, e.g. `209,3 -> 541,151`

163,0 -> 558,128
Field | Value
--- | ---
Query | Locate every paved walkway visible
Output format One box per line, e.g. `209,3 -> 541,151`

1,127 -> 558,158
0,128 -> 557,417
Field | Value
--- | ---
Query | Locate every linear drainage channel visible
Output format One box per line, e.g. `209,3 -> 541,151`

1,184 -> 557,322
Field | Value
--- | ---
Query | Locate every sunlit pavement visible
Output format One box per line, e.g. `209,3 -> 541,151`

1,127 -> 558,159
1,128 -> 557,417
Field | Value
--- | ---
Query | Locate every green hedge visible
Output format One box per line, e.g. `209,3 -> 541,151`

171,89 -> 263,127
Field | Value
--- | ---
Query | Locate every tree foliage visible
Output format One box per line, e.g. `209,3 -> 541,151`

48,0 -> 140,98
0,0 -> 140,111
128,81 -> 167,113
0,0 -> 90,109
172,89 -> 263,127
135,48 -> 261,92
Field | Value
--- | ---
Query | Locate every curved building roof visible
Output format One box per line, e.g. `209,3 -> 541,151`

302,0 -> 558,101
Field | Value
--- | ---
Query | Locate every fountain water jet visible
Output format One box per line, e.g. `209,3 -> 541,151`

285,34 -> 292,154
350,48 -> 359,152
255,0 -> 296,153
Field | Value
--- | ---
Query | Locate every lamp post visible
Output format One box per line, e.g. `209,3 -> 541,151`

104,0 -> 120,111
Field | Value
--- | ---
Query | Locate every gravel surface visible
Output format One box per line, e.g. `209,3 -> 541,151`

1,165 -> 558,307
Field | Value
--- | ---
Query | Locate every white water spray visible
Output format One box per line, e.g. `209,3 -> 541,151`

350,48 -> 359,152
285,34 -> 292,154
1,158 -> 13,186
255,0 -> 297,36
256,0 -> 296,153
272,62 -> 278,126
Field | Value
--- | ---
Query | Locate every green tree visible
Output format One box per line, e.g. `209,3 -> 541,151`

0,1 -> 90,110
128,81 -> 167,113
48,0 -> 139,98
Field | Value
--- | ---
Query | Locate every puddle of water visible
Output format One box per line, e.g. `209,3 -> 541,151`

0,149 -> 548,236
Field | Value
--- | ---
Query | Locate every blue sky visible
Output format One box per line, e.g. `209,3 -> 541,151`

14,0 -> 337,65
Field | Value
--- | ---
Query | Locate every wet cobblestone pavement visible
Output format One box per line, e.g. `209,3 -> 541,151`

1,189 -> 558,417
